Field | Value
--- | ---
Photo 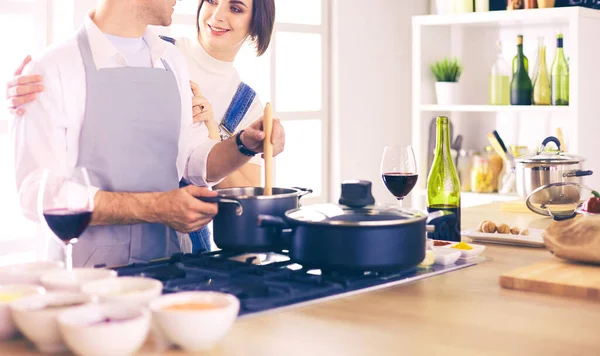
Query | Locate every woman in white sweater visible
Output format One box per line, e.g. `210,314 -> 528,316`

6,0 -> 276,252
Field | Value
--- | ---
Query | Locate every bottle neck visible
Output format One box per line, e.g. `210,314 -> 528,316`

538,46 -> 547,66
516,44 -> 526,68
435,121 -> 452,158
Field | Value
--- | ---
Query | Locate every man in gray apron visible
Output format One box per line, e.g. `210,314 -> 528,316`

72,25 -> 182,267
13,0 -> 286,268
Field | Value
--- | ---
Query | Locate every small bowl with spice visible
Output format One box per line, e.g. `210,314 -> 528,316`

149,291 -> 240,352
57,303 -> 151,356
445,241 -> 486,261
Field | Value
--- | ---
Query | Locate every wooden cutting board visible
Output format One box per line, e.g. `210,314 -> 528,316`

499,258 -> 600,300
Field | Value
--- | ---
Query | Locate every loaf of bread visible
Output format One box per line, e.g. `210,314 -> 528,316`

543,215 -> 600,264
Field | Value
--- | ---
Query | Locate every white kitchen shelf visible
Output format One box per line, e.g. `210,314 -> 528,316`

420,105 -> 570,113
411,7 -> 600,209
412,7 -> 600,27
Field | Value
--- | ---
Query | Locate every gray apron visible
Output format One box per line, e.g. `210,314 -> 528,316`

72,26 -> 181,268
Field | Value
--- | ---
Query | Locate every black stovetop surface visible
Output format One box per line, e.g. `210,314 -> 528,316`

113,251 -> 477,317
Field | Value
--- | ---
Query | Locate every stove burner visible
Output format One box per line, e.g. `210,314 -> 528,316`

113,251 -> 478,316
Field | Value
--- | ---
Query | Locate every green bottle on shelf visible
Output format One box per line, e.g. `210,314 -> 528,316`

533,37 -> 551,105
512,35 -> 528,75
510,35 -> 533,105
551,33 -> 570,106
426,116 -> 461,242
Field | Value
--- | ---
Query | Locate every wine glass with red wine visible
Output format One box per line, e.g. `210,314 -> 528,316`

38,168 -> 94,270
380,146 -> 418,207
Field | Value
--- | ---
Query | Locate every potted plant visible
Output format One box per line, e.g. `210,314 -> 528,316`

430,57 -> 463,105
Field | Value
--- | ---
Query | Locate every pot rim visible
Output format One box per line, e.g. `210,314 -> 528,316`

516,158 -> 583,165
215,187 -> 308,200
284,206 -> 428,227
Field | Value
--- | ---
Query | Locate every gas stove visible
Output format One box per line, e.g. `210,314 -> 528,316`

113,251 -> 482,317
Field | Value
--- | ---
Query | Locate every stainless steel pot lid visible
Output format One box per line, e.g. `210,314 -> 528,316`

525,182 -> 598,219
285,203 -> 427,227
515,136 -> 584,165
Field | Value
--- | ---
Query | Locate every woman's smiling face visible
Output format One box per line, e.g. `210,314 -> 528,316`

197,0 -> 253,61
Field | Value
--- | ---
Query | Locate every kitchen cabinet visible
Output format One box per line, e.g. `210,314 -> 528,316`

411,7 -> 600,208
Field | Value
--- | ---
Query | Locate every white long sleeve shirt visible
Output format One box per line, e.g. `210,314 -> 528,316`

13,14 -> 218,222
175,37 -> 264,165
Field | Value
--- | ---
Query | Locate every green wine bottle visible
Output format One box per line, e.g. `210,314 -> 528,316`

510,35 -> 533,105
551,33 -> 569,106
512,35 -> 528,75
426,116 -> 461,242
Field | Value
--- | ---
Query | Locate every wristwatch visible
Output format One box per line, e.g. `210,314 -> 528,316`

235,130 -> 258,157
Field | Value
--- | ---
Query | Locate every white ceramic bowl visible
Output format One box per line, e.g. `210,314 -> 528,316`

41,268 -> 117,292
10,292 -> 92,353
149,292 -> 240,352
0,261 -> 64,285
0,284 -> 45,340
58,303 -> 151,356
433,248 -> 461,266
81,277 -> 163,306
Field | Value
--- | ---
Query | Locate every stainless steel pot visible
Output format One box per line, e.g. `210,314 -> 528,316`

206,187 -> 312,252
515,136 -> 593,200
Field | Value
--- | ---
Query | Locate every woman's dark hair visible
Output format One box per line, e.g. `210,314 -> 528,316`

196,0 -> 275,56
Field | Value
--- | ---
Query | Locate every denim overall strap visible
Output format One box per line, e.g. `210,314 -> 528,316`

219,82 -> 256,140
182,82 -> 256,253
179,180 -> 211,254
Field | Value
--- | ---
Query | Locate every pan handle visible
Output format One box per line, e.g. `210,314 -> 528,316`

257,214 -> 294,246
537,136 -> 562,154
292,187 -> 313,199
425,210 -> 455,232
563,170 -> 593,178
197,196 -> 243,216
257,214 -> 289,228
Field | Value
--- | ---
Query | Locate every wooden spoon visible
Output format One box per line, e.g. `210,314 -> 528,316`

263,102 -> 274,196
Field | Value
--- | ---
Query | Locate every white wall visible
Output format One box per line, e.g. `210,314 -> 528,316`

330,0 -> 428,205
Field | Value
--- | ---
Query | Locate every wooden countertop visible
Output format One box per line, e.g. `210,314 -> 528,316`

3,202 -> 600,356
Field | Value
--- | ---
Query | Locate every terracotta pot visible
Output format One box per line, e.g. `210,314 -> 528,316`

537,0 -> 555,8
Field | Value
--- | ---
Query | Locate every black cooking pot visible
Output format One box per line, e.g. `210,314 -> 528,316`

200,187 -> 312,251
258,180 -> 454,272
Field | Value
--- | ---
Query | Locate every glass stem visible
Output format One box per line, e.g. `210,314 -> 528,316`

397,198 -> 404,208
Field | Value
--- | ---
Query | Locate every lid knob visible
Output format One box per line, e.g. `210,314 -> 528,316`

338,180 -> 375,208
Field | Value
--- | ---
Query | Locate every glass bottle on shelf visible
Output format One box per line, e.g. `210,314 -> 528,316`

533,37 -> 551,105
475,0 -> 490,11
507,0 -> 524,10
510,35 -> 533,105
551,33 -> 570,106
471,155 -> 494,194
512,35 -> 529,75
485,146 -> 503,192
489,41 -> 511,105
455,0 -> 474,13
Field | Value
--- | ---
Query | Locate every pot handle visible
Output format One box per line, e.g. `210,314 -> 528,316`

257,214 -> 294,246
425,210 -> 455,232
197,196 -> 243,216
537,136 -> 562,154
292,187 -> 313,199
563,170 -> 593,178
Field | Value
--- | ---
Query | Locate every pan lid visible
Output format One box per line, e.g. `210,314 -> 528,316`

284,180 -> 427,226
525,182 -> 598,220
516,136 -> 583,165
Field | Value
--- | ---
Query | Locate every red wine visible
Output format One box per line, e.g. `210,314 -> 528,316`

382,173 -> 418,199
426,205 -> 461,242
43,209 -> 92,241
